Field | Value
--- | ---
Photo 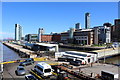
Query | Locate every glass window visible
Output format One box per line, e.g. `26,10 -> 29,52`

37,66 -> 43,72
19,68 -> 24,70
44,69 -> 51,73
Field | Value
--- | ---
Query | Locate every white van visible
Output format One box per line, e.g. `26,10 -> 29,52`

34,62 -> 53,77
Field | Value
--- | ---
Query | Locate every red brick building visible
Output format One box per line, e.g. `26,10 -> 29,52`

52,34 -> 61,42
41,34 -> 52,42
40,34 -> 61,42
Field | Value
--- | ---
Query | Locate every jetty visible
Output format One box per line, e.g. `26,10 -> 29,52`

3,42 -> 37,58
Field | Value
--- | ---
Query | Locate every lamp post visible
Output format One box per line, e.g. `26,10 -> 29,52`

104,43 -> 106,64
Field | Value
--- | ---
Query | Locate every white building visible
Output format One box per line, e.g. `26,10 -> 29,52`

15,24 -> 23,41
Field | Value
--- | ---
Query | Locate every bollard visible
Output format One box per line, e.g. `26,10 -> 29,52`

91,73 -> 93,77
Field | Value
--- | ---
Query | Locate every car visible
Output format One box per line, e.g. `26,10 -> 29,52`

15,66 -> 26,76
25,74 -> 38,80
69,60 -> 82,66
19,58 -> 34,66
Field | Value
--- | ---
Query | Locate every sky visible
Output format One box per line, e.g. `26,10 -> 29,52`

1,2 -> 118,39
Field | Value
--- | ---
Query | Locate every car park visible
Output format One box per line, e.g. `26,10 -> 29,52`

19,58 -> 34,66
15,66 -> 26,76
69,60 -> 82,66
25,74 -> 37,80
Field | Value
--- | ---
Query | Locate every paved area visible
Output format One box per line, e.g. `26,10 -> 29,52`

3,62 -> 37,80
80,63 -> 119,78
3,60 -> 120,80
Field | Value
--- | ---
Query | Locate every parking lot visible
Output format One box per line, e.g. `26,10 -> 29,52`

3,60 -> 83,80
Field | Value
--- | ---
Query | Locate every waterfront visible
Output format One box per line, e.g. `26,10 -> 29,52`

1,43 -> 120,64
1,43 -> 21,62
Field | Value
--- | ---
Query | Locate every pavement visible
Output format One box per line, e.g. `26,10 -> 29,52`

80,63 -> 119,78
3,62 -> 37,80
2,60 -> 120,80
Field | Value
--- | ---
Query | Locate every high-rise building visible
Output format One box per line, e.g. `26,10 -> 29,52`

15,24 -> 22,41
75,23 -> 81,30
85,12 -> 90,29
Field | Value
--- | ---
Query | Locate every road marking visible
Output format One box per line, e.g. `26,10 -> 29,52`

0,57 -> 47,64
52,72 -> 58,76
30,70 -> 44,80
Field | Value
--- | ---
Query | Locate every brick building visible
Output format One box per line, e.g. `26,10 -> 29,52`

41,34 -> 52,42
38,33 -> 61,43
52,33 -> 61,42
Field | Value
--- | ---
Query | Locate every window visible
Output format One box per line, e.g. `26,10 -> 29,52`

19,68 -> 24,70
37,66 -> 43,72
44,69 -> 51,73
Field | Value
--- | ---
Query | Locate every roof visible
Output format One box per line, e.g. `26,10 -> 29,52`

36,62 -> 51,69
65,51 -> 96,56
35,43 -> 58,47
17,66 -> 24,68
76,29 -> 93,32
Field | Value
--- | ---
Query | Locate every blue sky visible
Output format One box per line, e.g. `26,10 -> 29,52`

1,2 -> 118,39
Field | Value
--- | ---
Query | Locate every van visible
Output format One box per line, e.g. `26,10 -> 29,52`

34,62 -> 53,78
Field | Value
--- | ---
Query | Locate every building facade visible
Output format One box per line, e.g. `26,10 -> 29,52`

41,34 -> 52,42
38,28 -> 44,42
75,23 -> 81,30
74,29 -> 94,45
93,23 -> 111,44
15,24 -> 22,41
52,33 -> 61,43
61,28 -> 94,45
61,32 -> 69,44
85,12 -> 90,29
25,34 -> 38,42
111,19 -> 120,42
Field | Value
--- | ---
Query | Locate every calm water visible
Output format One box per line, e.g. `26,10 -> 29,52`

1,43 -> 120,64
102,56 -> 120,64
1,43 -> 21,62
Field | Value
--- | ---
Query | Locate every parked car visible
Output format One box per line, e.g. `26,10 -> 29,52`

69,60 -> 82,66
19,58 -> 34,66
15,66 -> 26,76
25,74 -> 37,80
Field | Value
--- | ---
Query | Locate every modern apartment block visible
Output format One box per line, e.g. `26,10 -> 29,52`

15,24 -> 23,41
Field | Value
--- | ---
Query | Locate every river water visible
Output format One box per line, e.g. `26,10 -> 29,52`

1,43 -> 120,64
1,43 -> 21,62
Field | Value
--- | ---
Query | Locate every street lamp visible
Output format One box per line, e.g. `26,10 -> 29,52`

104,43 -> 106,64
